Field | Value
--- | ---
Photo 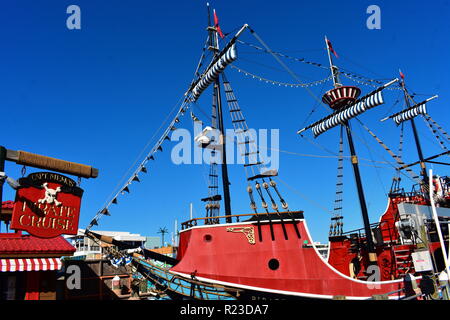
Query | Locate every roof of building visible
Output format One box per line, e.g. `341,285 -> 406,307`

69,229 -> 146,242
150,246 -> 174,255
0,233 -> 76,256
1,201 -> 14,210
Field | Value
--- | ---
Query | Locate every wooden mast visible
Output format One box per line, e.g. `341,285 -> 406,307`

207,4 -> 232,222
324,36 -> 377,262
400,76 -> 428,183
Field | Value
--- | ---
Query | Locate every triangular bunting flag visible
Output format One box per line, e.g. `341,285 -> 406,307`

157,146 -> 163,152
100,208 -> 110,216
132,175 -> 140,182
164,136 -> 170,141
141,166 -> 147,173
112,198 -> 118,204
122,186 -> 130,193
90,219 -> 98,226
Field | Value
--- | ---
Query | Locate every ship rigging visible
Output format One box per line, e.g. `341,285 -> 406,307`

83,5 -> 450,300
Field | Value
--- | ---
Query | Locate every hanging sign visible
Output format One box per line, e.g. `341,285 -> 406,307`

10,172 -> 83,238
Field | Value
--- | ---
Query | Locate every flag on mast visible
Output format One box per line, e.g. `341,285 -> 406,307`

399,69 -> 405,80
326,39 -> 339,58
213,9 -> 225,39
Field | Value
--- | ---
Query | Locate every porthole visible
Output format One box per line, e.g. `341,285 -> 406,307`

204,234 -> 212,242
268,258 -> 279,270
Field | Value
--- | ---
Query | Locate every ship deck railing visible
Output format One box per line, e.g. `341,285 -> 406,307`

180,210 -> 303,230
367,284 -> 449,300
338,220 -> 399,245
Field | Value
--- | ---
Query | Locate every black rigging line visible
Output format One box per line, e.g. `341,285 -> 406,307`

356,120 -> 388,196
237,56 -> 321,81
337,53 -> 390,80
299,81 -> 327,130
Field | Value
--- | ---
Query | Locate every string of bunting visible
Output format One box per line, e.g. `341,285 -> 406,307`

237,39 -> 329,70
85,96 -> 193,232
341,72 -> 402,91
230,64 -> 333,88
237,39 -> 400,90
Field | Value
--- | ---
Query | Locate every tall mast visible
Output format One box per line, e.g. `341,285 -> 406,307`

207,4 -> 232,222
324,37 -> 377,262
400,78 -> 428,183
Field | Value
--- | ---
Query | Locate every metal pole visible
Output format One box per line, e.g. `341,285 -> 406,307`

0,146 -> 6,220
429,169 -> 450,278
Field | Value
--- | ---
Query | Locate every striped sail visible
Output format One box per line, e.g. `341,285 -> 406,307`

392,103 -> 427,125
192,44 -> 237,101
311,90 -> 384,137
380,96 -> 437,125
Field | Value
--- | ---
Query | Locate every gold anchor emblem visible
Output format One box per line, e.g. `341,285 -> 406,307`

226,226 -> 256,245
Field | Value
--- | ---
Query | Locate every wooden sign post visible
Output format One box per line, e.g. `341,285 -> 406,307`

0,146 -> 99,238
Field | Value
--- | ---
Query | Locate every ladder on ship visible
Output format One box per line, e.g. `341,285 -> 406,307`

393,245 -> 414,277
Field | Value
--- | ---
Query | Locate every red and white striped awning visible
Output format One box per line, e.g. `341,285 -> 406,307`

0,258 -> 62,272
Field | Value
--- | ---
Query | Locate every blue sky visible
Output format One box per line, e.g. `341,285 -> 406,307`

2,1 -> 449,243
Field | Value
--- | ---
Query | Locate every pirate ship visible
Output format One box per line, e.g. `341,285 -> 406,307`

85,6 -> 450,300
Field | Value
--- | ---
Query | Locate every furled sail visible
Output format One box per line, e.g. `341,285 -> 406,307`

191,44 -> 237,101
392,104 -> 427,125
380,95 -> 438,125
311,90 -> 384,137
298,79 -> 399,137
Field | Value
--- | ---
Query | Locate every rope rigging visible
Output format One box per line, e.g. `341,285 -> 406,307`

330,126 -> 344,237
390,122 -> 405,193
85,92 -> 194,232
221,72 -> 289,213
422,115 -> 450,156
354,118 -> 422,185
203,83 -> 221,223
236,39 -> 401,91
82,16 -> 446,243
230,64 -> 333,88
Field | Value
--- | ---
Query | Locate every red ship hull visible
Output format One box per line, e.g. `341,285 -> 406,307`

170,213 -> 406,299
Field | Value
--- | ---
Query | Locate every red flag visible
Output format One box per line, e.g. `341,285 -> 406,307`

213,9 -> 225,39
399,69 -> 405,80
327,39 -> 339,58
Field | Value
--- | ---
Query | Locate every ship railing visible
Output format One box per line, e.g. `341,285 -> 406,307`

180,210 -> 302,230
389,190 -> 424,199
367,284 -> 449,300
340,221 -> 398,243
340,222 -> 380,238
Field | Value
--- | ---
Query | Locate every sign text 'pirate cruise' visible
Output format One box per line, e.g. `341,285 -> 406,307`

10,172 -> 83,238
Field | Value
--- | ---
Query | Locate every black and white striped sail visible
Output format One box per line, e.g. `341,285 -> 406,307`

392,104 -> 427,125
312,90 -> 384,136
191,44 -> 237,101
380,95 -> 438,125
298,79 -> 398,137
